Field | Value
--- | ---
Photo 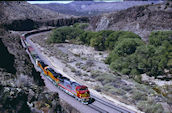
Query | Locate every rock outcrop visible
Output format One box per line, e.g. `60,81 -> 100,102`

90,2 -> 172,41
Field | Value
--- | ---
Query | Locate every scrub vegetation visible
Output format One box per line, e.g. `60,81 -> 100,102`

48,23 -> 172,79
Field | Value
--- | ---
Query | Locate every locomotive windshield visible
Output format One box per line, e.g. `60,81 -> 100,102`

79,87 -> 88,91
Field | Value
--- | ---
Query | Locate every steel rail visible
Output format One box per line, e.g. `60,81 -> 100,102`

91,95 -> 132,113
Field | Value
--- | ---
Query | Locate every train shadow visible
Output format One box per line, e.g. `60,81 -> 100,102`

88,98 -> 95,104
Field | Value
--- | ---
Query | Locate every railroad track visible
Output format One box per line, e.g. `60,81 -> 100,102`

91,95 -> 133,113
23,29 -> 136,113
88,104 -> 108,113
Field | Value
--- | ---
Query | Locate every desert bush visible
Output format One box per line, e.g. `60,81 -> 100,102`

70,67 -> 76,72
95,73 -> 116,85
75,62 -> 82,67
132,74 -> 142,83
95,74 -> 107,82
109,88 -> 126,96
90,70 -> 101,78
131,91 -> 147,101
83,73 -> 88,76
81,65 -> 88,71
94,85 -> 102,92
121,85 -> 132,92
137,100 -> 164,113
103,84 -> 114,92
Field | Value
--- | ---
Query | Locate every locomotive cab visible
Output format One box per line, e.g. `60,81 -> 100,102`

76,85 -> 90,102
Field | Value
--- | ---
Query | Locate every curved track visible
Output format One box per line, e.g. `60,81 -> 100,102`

23,29 -> 137,113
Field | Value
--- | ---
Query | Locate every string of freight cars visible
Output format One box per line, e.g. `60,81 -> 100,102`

20,29 -> 91,104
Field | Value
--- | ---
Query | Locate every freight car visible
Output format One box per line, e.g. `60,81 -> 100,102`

20,33 -> 90,104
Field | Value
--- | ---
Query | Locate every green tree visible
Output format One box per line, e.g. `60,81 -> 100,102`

105,31 -> 141,50
113,38 -> 144,56
149,31 -> 172,47
136,45 -> 168,77
90,35 -> 105,51
48,29 -> 66,43
78,31 -> 98,45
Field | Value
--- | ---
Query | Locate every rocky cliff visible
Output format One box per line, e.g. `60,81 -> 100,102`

90,2 -> 172,41
0,1 -> 82,112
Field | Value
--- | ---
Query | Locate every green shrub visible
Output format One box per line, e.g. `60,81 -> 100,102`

121,85 -> 132,92
96,73 -> 116,85
149,31 -> 172,47
131,91 -> 147,101
130,69 -> 140,75
90,70 -> 101,78
136,45 -> 168,77
132,74 -> 142,83
121,68 -> 131,75
103,84 -> 114,92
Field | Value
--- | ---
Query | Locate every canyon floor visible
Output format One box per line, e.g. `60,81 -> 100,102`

30,31 -> 172,113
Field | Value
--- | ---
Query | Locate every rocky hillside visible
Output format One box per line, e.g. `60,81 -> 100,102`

35,1 -> 160,16
0,1 -> 89,31
0,1 -> 68,24
0,1 -> 81,113
90,2 -> 172,41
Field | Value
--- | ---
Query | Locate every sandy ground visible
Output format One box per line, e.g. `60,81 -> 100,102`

142,74 -> 172,86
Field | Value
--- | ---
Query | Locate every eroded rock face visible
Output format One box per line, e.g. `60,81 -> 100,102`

1,32 -> 45,85
90,2 -> 172,41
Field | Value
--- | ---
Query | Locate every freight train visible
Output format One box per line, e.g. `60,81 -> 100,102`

20,31 -> 90,104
